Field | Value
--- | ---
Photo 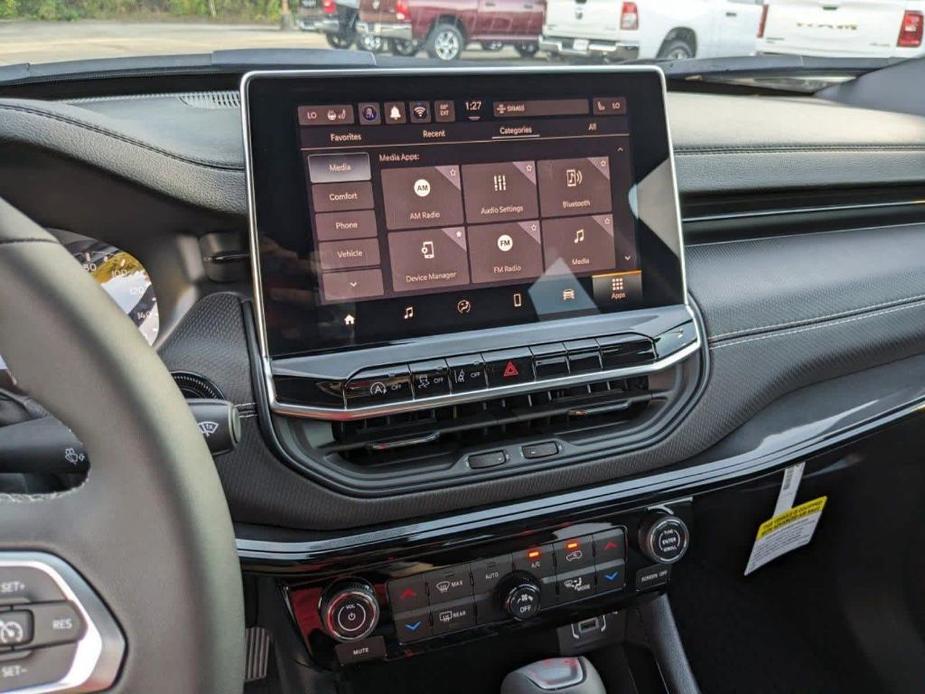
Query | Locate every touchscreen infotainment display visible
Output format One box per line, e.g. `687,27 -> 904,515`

245,69 -> 684,358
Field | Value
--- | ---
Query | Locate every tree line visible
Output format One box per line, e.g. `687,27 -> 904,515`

0,0 -> 283,21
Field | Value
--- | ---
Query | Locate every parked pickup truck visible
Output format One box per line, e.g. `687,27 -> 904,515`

356,0 -> 544,60
541,0 -> 762,62
757,0 -> 925,59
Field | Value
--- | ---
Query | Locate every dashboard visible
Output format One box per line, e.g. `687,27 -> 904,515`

2,60 -> 925,676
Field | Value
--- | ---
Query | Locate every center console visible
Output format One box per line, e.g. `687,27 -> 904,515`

243,67 -> 701,494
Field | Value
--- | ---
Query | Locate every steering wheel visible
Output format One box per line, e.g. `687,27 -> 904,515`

0,198 -> 244,692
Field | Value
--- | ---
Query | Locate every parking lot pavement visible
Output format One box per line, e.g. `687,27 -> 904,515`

0,20 -> 525,65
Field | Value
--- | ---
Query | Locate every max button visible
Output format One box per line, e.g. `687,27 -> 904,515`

424,568 -> 472,604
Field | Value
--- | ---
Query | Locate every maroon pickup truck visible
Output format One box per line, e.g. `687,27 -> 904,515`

356,0 -> 544,60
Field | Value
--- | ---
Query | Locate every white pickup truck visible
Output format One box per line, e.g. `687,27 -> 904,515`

756,0 -> 925,59
540,0 -> 764,62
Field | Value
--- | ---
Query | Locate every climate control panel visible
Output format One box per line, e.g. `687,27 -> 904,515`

285,501 -> 692,668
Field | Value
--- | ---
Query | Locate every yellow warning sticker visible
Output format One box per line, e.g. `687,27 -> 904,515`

745,496 -> 827,576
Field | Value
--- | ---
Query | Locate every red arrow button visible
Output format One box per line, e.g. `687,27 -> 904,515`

399,588 -> 417,601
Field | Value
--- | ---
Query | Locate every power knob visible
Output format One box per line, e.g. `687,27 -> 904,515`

638,512 -> 690,565
499,572 -> 542,621
319,579 -> 380,642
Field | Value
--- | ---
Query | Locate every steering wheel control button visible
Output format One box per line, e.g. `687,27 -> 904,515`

344,367 -> 413,407
387,576 -> 428,612
471,554 -> 513,594
394,614 -> 432,643
636,565 -> 671,591
28,602 -> 84,648
468,450 -> 507,470
0,612 -> 32,649
522,442 -> 559,460
513,545 -> 554,579
553,536 -> 594,572
425,568 -> 472,604
0,643 -> 77,692
592,529 -> 626,561
594,560 -> 626,593
500,573 -> 542,621
0,567 -> 66,606
638,513 -> 690,564
484,349 -> 534,387
446,355 -> 488,392
319,580 -> 380,643
431,602 -> 476,634
410,360 -> 451,398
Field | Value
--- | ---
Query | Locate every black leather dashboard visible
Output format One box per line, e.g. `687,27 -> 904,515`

2,85 -> 925,530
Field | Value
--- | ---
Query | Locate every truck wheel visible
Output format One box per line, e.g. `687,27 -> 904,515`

427,23 -> 465,60
326,33 -> 354,49
356,33 -> 385,52
390,39 -> 419,56
515,43 -> 539,57
657,38 -> 694,60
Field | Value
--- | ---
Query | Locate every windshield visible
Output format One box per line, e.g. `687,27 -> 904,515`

0,0 -> 920,86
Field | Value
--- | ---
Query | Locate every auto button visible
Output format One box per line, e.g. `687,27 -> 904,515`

344,366 -> 412,407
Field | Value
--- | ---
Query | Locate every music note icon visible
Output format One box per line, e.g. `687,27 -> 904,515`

403,306 -> 414,320
573,228 -> 585,244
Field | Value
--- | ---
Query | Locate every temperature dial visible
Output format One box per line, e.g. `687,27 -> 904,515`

499,572 -> 542,621
319,579 -> 380,642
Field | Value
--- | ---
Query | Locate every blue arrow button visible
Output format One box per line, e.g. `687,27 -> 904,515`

404,621 -> 423,632
604,571 -> 620,582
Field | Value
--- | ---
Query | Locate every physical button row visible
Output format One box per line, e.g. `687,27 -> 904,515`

343,335 -> 656,408
387,529 -> 626,642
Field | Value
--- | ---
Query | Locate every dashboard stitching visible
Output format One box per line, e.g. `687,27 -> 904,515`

710,299 -> 925,350
710,292 -> 925,341
0,103 -> 245,172
676,145 -> 925,154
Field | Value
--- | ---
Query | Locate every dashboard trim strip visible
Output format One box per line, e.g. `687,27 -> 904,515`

240,66 -> 695,422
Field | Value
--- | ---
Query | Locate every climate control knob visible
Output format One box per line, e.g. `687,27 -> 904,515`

499,572 -> 542,621
319,579 -> 380,642
638,512 -> 690,565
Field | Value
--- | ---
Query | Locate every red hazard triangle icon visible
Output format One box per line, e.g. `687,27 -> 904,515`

503,361 -> 519,378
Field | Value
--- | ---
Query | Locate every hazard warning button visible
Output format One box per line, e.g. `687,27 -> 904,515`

483,349 -> 534,387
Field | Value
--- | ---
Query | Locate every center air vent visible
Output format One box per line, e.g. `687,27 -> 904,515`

325,375 -> 651,467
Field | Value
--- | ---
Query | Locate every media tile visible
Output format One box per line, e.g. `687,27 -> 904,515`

468,221 -> 543,285
380,165 -> 464,230
388,227 -> 470,292
537,157 -> 613,218
461,161 -> 539,224
542,214 -> 616,275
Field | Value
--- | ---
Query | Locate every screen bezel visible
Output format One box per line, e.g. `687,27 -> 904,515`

243,67 -> 687,363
